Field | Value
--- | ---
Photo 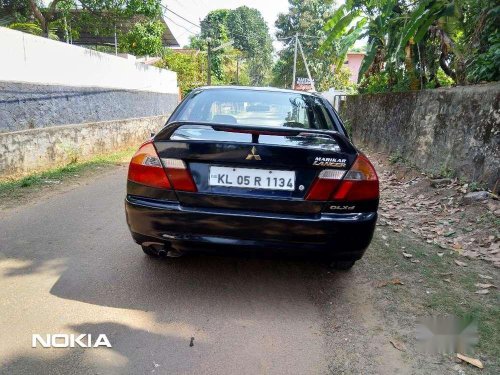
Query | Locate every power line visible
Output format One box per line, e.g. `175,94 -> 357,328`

164,15 -> 198,35
161,5 -> 201,29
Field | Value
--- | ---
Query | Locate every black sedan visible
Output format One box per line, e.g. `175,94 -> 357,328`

125,86 -> 379,269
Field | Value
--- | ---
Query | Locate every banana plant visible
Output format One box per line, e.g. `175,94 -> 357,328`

321,0 -> 400,82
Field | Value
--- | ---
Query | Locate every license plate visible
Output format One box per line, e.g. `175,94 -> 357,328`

209,166 -> 295,191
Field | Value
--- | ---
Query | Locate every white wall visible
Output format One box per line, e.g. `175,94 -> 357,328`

0,27 -> 178,94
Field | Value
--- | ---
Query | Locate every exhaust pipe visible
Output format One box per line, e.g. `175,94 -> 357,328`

142,242 -> 183,258
166,249 -> 184,258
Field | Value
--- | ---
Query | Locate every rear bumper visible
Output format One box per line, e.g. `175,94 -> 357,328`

125,196 -> 377,260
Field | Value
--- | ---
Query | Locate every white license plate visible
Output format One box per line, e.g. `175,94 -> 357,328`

209,166 -> 295,191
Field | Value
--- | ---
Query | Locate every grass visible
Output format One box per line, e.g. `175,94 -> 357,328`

368,227 -> 499,373
0,148 -> 135,203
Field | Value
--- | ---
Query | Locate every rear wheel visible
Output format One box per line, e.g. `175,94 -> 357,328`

330,260 -> 356,270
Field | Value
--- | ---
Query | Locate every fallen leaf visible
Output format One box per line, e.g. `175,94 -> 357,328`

456,353 -> 483,369
443,278 -> 451,283
475,289 -> 489,295
411,259 -> 420,263
393,228 -> 402,233
475,283 -> 496,289
437,252 -> 444,257
403,252 -> 413,258
376,278 -> 404,287
454,260 -> 467,267
390,339 -> 406,352
478,274 -> 493,280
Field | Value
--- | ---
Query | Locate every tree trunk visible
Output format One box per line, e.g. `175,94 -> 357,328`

439,52 -> 457,81
28,0 -> 48,37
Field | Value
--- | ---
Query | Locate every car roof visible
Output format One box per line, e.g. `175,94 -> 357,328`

195,85 -> 321,97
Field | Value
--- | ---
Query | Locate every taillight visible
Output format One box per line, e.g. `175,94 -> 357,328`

161,158 -> 197,192
305,170 -> 345,200
128,141 -> 171,189
127,142 -> 198,192
305,154 -> 379,201
332,154 -> 379,201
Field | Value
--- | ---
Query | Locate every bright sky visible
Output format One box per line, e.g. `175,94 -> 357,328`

163,0 -> 290,50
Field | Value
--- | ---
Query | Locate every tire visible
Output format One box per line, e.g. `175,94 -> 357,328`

330,260 -> 356,270
141,245 -> 160,257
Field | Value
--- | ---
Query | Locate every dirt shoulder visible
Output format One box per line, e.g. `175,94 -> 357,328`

0,150 -> 133,214
312,150 -> 499,374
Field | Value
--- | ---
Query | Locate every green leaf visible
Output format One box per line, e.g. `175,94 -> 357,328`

358,40 -> 379,81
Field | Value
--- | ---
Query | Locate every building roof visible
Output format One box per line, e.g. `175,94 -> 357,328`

57,11 -> 179,48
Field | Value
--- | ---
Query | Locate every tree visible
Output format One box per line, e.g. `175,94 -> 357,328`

120,20 -> 164,56
226,6 -> 273,85
190,6 -> 273,86
157,49 -> 206,96
1,0 -> 163,54
321,0 -> 499,92
273,0 -> 335,89
26,0 -> 67,37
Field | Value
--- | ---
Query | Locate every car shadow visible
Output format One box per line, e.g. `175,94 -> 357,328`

49,247 -> 331,320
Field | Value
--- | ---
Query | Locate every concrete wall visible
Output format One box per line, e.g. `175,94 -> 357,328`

340,83 -> 500,192
0,28 -> 179,176
0,28 -> 180,133
0,116 -> 167,176
0,27 -> 177,93
0,81 -> 178,133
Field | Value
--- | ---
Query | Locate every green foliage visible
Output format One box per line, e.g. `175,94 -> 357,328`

0,0 -> 32,23
8,22 -> 59,39
321,0 -> 499,94
318,65 -> 357,93
1,0 -> 163,52
425,67 -> 454,88
157,49 -> 206,96
226,6 -> 273,85
466,12 -> 500,83
120,20 -> 164,56
359,72 -> 391,94
190,6 -> 273,86
273,0 -> 335,89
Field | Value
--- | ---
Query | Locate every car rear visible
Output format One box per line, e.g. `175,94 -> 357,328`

125,87 -> 378,266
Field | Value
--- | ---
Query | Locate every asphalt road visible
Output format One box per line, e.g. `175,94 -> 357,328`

0,167 -> 408,375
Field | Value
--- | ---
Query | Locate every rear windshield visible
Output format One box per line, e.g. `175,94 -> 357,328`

176,88 -> 335,130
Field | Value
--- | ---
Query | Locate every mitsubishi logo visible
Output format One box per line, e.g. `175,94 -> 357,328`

246,146 -> 261,160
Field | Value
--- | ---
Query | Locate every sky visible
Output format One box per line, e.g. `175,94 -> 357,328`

163,0 -> 290,50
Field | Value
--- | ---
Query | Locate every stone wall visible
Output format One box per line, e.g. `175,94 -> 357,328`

340,83 -> 500,192
0,116 -> 167,177
0,81 -> 178,133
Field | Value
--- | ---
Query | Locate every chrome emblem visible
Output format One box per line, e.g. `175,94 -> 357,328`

246,146 -> 261,160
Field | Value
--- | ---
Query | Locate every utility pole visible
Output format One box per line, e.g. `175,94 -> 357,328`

207,37 -> 212,85
114,25 -> 118,56
292,33 -> 298,89
297,38 -> 316,91
236,58 -> 239,85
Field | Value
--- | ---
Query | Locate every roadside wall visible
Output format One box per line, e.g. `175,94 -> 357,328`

0,81 -> 177,133
0,28 -> 179,177
0,27 -> 177,93
0,27 -> 178,132
0,116 -> 167,176
340,83 -> 500,192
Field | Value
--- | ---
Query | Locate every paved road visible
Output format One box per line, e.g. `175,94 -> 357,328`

0,167 -> 407,375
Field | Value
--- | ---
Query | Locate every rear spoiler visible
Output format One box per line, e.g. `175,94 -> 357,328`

155,121 -> 356,153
